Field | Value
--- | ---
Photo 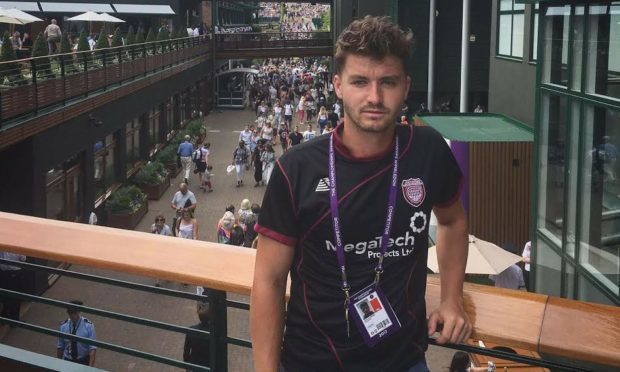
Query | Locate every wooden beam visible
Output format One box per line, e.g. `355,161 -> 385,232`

0,211 -> 618,367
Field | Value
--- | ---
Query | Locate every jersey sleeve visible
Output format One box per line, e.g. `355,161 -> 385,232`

430,131 -> 463,207
88,324 -> 97,350
256,160 -> 299,247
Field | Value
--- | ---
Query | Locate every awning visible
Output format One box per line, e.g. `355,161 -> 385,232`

0,1 -> 39,11
416,113 -> 533,142
39,2 -> 114,13
112,4 -> 175,15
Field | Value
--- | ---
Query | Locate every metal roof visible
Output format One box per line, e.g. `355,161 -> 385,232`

417,113 -> 533,142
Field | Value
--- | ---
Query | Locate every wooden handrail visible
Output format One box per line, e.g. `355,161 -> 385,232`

0,212 -> 618,367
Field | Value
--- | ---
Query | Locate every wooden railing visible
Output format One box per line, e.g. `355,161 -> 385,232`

0,36 -> 208,125
0,211 -> 618,368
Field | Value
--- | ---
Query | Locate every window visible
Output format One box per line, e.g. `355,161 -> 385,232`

585,3 -> 620,100
149,108 -> 161,155
531,3 -> 539,61
534,239 -> 562,297
578,105 -> 620,297
94,133 -> 117,199
542,5 -> 570,86
498,0 -> 525,58
537,94 -> 568,241
125,119 -> 141,173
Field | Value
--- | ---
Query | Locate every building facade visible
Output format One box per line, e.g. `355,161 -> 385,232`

531,0 -> 619,305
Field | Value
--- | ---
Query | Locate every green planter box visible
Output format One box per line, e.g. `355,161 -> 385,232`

139,174 -> 171,200
107,200 -> 148,230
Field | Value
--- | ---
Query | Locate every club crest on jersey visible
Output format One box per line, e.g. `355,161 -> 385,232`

402,178 -> 426,207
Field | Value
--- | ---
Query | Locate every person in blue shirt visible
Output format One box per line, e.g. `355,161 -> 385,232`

177,135 -> 194,184
57,300 -> 97,366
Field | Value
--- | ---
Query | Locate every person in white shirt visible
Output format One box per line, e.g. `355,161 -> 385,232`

522,241 -> 531,291
284,101 -> 294,126
302,123 -> 316,142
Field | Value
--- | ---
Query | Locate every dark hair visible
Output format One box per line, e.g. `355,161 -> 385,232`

229,224 -> 245,246
67,300 -> 83,313
225,204 -> 235,213
334,15 -> 414,74
449,351 -> 470,372
251,203 -> 261,214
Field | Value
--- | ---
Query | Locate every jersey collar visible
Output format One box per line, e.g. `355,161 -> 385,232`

333,122 -> 411,162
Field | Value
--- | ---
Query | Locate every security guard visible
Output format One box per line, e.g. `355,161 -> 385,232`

57,300 -> 97,366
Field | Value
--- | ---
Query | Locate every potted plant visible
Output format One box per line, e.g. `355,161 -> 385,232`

132,161 -> 170,200
155,145 -> 181,177
105,185 -> 148,230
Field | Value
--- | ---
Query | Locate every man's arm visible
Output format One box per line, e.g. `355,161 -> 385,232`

89,349 -> 96,366
250,234 -> 294,372
427,199 -> 471,344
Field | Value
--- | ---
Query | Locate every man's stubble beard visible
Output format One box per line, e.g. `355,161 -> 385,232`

342,100 -> 399,134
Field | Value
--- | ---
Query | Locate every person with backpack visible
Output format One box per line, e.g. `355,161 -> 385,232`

193,142 -> 212,192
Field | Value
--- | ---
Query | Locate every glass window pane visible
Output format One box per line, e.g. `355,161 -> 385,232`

579,105 -> 620,296
532,13 -> 539,61
585,3 -> 620,100
500,0 -> 512,11
46,177 -> 65,220
499,14 -> 512,55
565,262 -> 575,298
537,94 -> 568,240
542,6 -> 570,86
565,102 -> 580,258
534,239 -> 562,296
578,275 -> 615,305
571,7 -> 585,91
512,13 -> 524,58
514,3 -> 524,11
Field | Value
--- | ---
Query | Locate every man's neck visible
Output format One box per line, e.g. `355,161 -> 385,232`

339,120 -> 396,159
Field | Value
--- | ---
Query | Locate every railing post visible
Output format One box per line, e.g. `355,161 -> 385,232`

60,53 -> 66,105
103,49 -> 107,90
31,59 -> 38,114
209,289 -> 228,372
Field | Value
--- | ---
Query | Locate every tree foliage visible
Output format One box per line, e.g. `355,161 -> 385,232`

0,32 -> 22,85
145,27 -> 156,54
111,28 -> 123,48
125,26 -> 135,46
31,33 -> 52,78
135,27 -> 145,44
76,31 -> 91,66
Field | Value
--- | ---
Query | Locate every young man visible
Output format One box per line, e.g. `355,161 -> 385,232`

232,140 -> 249,187
288,125 -> 303,148
251,16 -> 470,372
302,123 -> 316,142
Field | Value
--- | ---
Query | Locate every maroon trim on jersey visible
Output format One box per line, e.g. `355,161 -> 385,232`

300,126 -> 414,243
276,160 -> 299,216
255,223 -> 298,246
297,248 -> 346,371
333,123 -> 406,162
434,175 -> 464,209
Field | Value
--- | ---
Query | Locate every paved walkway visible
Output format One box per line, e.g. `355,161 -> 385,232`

1,109 -> 454,371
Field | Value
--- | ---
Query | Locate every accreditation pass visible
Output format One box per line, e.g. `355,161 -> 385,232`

349,284 -> 401,347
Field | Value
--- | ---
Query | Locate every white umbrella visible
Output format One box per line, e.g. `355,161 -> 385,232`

98,13 -> 125,23
0,8 -> 30,24
67,11 -> 108,22
428,235 -> 522,275
3,8 -> 42,23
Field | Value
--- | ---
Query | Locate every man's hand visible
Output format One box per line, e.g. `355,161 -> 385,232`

427,300 -> 472,344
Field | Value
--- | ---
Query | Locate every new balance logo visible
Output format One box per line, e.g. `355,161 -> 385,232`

315,177 -> 330,192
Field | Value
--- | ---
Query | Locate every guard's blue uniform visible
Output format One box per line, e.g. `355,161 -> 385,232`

57,316 -> 96,365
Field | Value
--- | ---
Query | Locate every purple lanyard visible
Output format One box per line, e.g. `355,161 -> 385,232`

328,133 -> 399,335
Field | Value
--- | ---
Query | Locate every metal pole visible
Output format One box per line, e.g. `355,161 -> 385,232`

459,0 -> 470,113
427,0 -> 436,112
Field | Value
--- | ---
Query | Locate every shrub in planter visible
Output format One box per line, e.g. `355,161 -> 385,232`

105,185 -> 146,214
185,119 -> 204,139
155,146 -> 181,177
133,161 -> 170,200
133,161 -> 168,186
32,33 -> 54,79
0,33 -> 24,85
